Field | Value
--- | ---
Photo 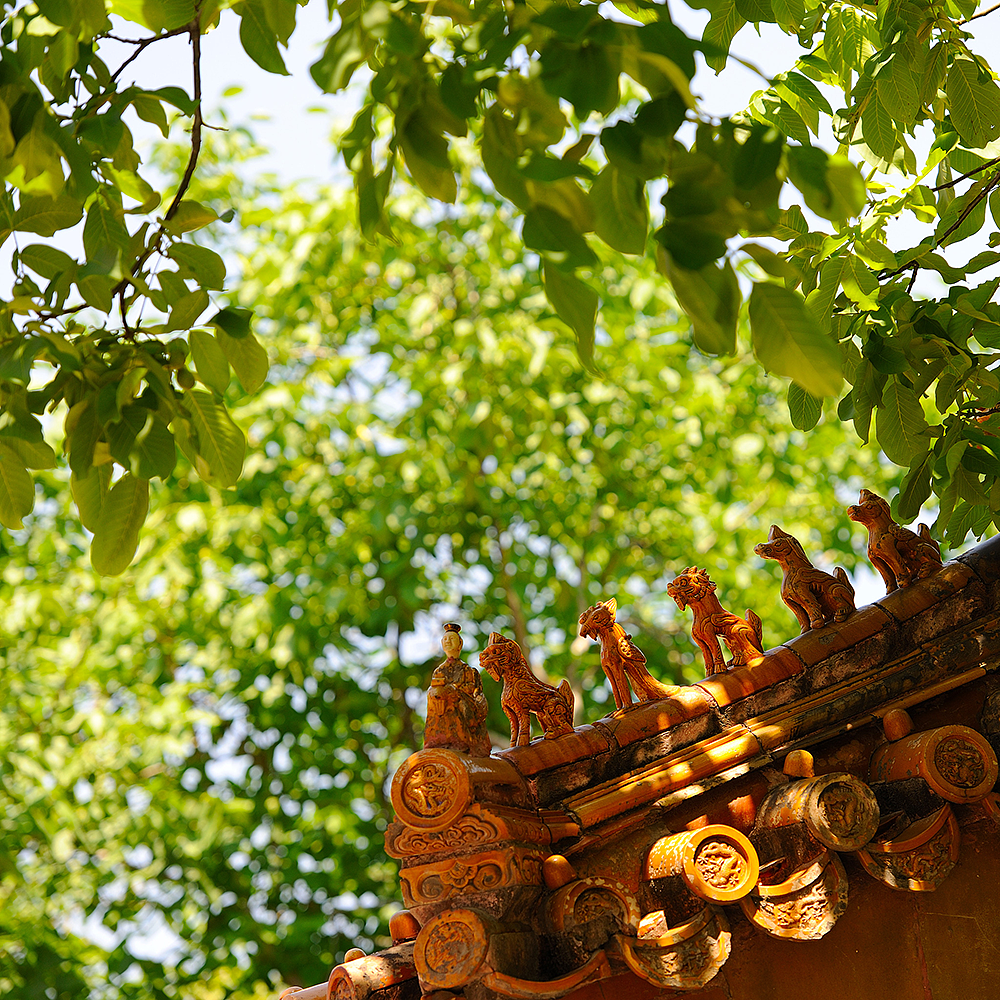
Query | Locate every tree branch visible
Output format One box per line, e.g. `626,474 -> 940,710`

960,0 -> 1000,23
934,169 -> 1000,247
113,15 -> 204,336
163,24 -> 203,223
880,167 -> 1000,283
931,156 -> 1000,191
109,25 -> 191,84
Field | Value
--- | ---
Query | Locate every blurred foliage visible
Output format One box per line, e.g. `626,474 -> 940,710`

0,123 -> 899,998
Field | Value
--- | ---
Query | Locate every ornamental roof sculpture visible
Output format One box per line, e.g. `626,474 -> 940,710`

277,491 -> 1000,1000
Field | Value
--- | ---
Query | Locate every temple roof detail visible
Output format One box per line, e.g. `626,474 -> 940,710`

279,494 -> 1000,1000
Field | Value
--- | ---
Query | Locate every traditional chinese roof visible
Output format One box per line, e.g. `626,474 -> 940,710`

280,510 -> 1000,1000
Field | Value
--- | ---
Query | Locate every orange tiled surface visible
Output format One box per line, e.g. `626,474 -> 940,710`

783,603 -> 895,666
876,560 -> 977,621
695,646 -> 805,708
500,724 -> 615,776
596,686 -> 715,748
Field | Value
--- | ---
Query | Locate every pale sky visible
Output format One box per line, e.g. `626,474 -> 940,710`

107,2 -> 1000,185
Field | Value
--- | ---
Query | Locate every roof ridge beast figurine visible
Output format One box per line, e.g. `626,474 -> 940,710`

848,488 -> 942,593
667,566 -> 764,675
754,525 -> 856,632
578,597 -> 680,710
480,631 -> 575,747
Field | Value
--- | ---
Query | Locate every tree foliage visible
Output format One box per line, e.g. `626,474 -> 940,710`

1,1 -> 999,567
0,130 -> 897,998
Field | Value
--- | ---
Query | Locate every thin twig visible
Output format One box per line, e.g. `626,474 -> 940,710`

880,166 -> 1000,281
960,0 -> 1000,24
163,24 -> 203,223
112,14 -> 204,336
906,264 -> 919,294
109,25 -> 191,83
36,303 -> 88,322
931,156 -> 1000,191
934,169 -> 1000,246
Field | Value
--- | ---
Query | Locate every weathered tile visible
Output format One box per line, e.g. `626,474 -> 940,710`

877,559 -> 977,622
500,724 -> 616,777
597,686 -> 716,748
697,646 -> 806,710
785,604 -> 895,667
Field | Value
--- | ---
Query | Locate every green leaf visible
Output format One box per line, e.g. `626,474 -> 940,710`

235,0 -> 290,75
183,390 -> 246,487
0,338 -> 42,384
190,329 -> 231,394
735,0 -> 774,23
263,0 -> 297,44
841,255 -> 879,311
149,85 -> 197,115
781,72 -> 833,117
896,452 -> 933,522
399,112 -> 457,204
861,94 -> 898,161
11,127 -> 64,194
946,58 -> 1000,150
77,273 -> 114,312
703,0 -> 746,72
215,327 -> 268,394
71,463 -> 112,532
164,201 -> 219,235
788,382 -> 822,431
661,252 -> 741,356
83,198 -> 129,264
13,195 -> 82,236
655,220 -> 727,270
823,156 -> 867,221
742,242 -> 800,281
864,334 -> 908,374
127,410 -> 176,480
875,57 -> 919,127
524,205 -> 597,268
66,398 -> 101,477
109,0 -> 194,32
936,184 -> 989,247
19,244 -> 75,279
749,282 -> 843,396
591,167 -> 647,255
0,420 -> 56,470
133,94 -> 169,137
310,22 -> 366,94
167,242 -> 227,290
875,378 -> 930,464
0,443 -> 35,529
90,473 -> 149,575
540,40 -> 620,119
543,262 -> 598,366
208,307 -> 253,340
165,290 -> 210,332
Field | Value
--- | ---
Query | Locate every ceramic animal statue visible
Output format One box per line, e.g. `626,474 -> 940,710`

754,525 -> 856,633
847,489 -> 942,593
667,567 -> 765,675
578,597 -> 680,710
480,632 -> 575,747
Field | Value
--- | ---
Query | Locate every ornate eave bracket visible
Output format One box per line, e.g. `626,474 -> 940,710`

281,513 -> 1000,1000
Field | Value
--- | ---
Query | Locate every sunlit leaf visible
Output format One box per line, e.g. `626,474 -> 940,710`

90,473 -> 149,575
0,443 -> 34,529
875,378 -> 930,464
749,282 -> 842,396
